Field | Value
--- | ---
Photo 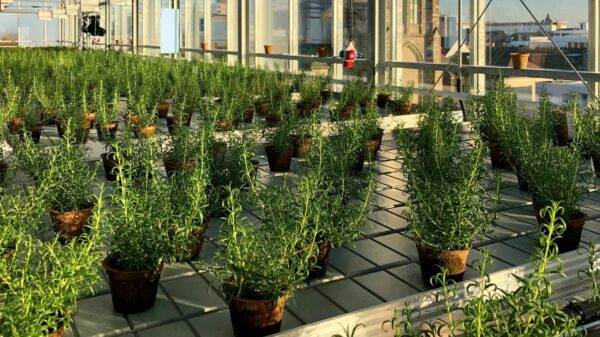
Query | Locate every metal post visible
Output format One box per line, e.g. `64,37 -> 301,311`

132,0 -> 138,53
289,0 -> 299,72
236,0 -> 249,65
457,0 -> 462,92
332,0 -> 344,92
589,0 -> 600,102
469,0 -> 486,94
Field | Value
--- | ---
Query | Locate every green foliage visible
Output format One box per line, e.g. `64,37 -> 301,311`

107,145 -> 194,271
213,185 -> 316,300
522,141 -> 587,219
385,203 -> 581,337
0,187 -> 106,337
396,101 -> 493,250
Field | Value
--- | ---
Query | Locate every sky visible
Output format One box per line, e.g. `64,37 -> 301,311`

440,0 -> 588,25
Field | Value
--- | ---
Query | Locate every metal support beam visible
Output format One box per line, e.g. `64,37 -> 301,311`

132,0 -> 138,53
469,0 -> 486,94
589,0 -> 600,101
289,0 -> 299,72
332,0 -> 344,92
237,0 -> 249,65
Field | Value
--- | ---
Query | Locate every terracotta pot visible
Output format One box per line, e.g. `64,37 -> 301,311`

19,125 -> 43,144
157,102 -> 170,118
307,241 -> 332,280
488,142 -> 511,170
297,100 -> 321,118
510,53 -> 529,69
201,42 -> 209,50
163,158 -> 195,177
417,244 -> 470,287
256,100 -> 270,117
82,112 -> 96,129
377,94 -> 391,108
134,125 -> 156,139
290,134 -> 313,159
593,154 -> 600,177
102,257 -> 163,314
317,47 -> 327,58
211,42 -> 218,49
264,44 -> 273,55
178,220 -> 209,262
217,120 -> 230,131
47,326 -> 65,337
392,103 -> 412,115
96,122 -> 119,142
101,153 -> 119,182
166,113 -> 193,134
49,204 -> 95,240
125,114 -> 140,126
363,139 -> 380,162
265,145 -> 293,172
532,202 -> 588,253
336,104 -> 357,120
223,285 -> 289,337
56,121 -> 90,144
8,117 -> 23,134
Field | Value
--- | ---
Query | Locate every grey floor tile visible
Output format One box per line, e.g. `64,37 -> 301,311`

354,271 -> 419,301
493,213 -> 536,236
74,294 -> 131,337
138,321 -> 196,337
346,240 -> 407,266
375,175 -> 406,189
502,236 -> 538,254
387,263 -> 430,292
373,233 -> 418,260
286,288 -> 344,324
480,242 -> 532,266
128,289 -> 182,329
316,279 -> 382,312
373,193 -> 402,208
163,275 -> 226,315
362,220 -> 393,236
376,188 -> 409,204
328,247 -> 376,275
189,310 -> 235,337
368,209 -> 408,230
161,263 -> 196,281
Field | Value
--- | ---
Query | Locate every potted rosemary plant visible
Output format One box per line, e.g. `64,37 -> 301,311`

0,190 -> 106,337
521,139 -> 588,253
103,147 -> 194,314
396,102 -> 493,287
263,118 -> 294,172
213,186 -> 316,337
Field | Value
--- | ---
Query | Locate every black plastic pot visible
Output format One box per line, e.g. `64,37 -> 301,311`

307,242 -> 332,280
265,145 -> 293,172
102,257 -> 163,314
101,153 -> 119,181
488,142 -> 510,170
593,154 -> 600,177
19,125 -> 43,144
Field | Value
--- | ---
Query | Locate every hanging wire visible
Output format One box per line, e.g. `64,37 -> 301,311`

518,0 -> 598,102
428,0 -> 495,95
348,0 -> 354,42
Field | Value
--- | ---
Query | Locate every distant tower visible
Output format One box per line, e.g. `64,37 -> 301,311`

544,13 -> 552,24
